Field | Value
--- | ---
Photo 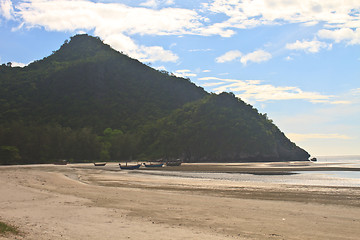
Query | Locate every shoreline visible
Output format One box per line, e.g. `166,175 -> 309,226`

6,160 -> 360,170
1,163 -> 360,239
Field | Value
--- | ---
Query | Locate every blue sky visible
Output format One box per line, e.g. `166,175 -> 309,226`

1,0 -> 360,156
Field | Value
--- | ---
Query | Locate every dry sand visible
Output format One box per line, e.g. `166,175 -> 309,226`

1,162 -> 360,240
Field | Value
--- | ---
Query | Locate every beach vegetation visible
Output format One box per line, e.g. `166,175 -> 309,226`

0,221 -> 19,236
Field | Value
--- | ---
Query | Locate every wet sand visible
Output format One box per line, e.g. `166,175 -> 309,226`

1,162 -> 360,239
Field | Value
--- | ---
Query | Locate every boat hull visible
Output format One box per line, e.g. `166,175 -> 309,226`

94,163 -> 106,166
143,163 -> 164,168
119,164 -> 141,170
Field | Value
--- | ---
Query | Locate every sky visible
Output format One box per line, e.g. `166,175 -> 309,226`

1,0 -> 359,156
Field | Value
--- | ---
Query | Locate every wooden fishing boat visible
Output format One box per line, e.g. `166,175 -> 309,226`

143,163 -> 164,168
94,162 -> 106,166
119,163 -> 141,170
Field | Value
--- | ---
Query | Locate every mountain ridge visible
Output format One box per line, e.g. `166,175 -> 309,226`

0,34 -> 310,164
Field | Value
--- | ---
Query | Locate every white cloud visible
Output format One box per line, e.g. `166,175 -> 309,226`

287,133 -> 352,142
100,32 -> 178,62
0,58 -> 28,67
0,0 -> 14,20
202,82 -> 225,87
202,0 -> 360,44
318,28 -> 360,45
216,49 -> 272,65
202,69 -> 211,73
189,48 -> 212,52
140,0 -> 175,9
204,0 -> 360,29
16,1 -> 202,35
11,61 -> 27,67
275,101 -> 360,132
174,69 -> 196,78
154,65 -> 166,71
165,0 -> 175,5
169,42 -> 177,48
351,88 -> 360,95
199,22 -> 236,37
286,39 -> 332,53
215,50 -> 242,63
141,0 -> 160,8
140,46 -> 178,62
285,56 -> 293,61
271,89 -> 360,155
10,0 -> 204,63
6,0 -> 360,63
198,76 -> 336,103
329,101 -> 352,105
240,50 -> 272,65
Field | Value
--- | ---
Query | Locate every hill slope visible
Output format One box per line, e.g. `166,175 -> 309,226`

0,34 -> 309,164
0,34 -> 206,131
139,92 -> 309,161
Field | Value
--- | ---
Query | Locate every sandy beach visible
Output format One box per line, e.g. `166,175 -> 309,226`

1,162 -> 360,240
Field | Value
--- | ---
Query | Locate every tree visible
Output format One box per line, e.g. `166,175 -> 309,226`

100,142 -> 111,161
0,146 -> 21,165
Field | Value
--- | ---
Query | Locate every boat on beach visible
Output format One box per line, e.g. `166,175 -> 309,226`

94,162 -> 106,166
143,163 -> 164,168
119,163 -> 141,170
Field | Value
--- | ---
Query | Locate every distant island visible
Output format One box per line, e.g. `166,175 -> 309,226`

0,34 -> 310,165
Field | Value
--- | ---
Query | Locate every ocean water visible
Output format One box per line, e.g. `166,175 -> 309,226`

140,170 -> 360,187
299,155 -> 360,186
138,156 -> 360,187
315,155 -> 360,166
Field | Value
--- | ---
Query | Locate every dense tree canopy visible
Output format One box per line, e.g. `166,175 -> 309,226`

0,34 -> 309,164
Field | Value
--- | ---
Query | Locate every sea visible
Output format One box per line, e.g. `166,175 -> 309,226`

298,155 -> 360,187
139,155 -> 360,188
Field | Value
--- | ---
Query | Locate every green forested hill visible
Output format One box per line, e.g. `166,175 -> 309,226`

0,34 -> 309,164
138,92 -> 309,162
0,35 -> 206,131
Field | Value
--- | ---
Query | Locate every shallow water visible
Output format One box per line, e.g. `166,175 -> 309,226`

305,156 -> 360,186
316,155 -> 360,167
138,170 -> 360,187
135,156 -> 360,187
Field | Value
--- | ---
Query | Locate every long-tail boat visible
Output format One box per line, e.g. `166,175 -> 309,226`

94,162 -> 106,166
119,163 -> 141,170
143,163 -> 164,168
